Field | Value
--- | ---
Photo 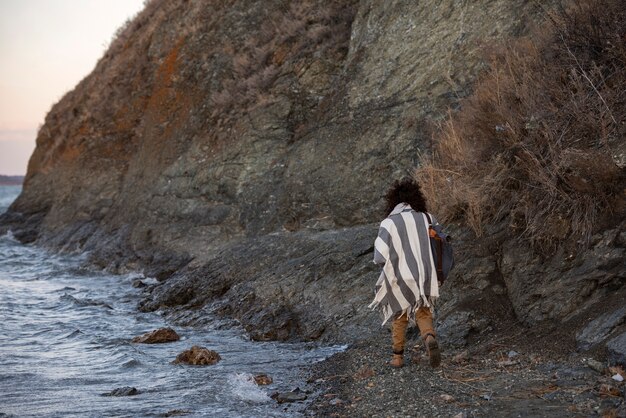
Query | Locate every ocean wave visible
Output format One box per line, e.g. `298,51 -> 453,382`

227,372 -> 272,403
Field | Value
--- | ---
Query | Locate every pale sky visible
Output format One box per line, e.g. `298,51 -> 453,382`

0,0 -> 145,175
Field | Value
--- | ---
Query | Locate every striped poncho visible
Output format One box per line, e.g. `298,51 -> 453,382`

369,203 -> 439,325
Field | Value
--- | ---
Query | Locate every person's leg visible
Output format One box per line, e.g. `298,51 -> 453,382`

415,306 -> 435,338
390,312 -> 409,367
415,307 -> 440,367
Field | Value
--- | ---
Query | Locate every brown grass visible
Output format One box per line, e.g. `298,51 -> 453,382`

416,0 -> 625,249
209,1 -> 356,115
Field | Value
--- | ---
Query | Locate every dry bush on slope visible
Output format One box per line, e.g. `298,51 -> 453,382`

416,0 -> 626,250
209,0 -> 356,116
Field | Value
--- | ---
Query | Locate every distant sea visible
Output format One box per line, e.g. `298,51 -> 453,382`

0,175 -> 24,186
0,185 -> 343,417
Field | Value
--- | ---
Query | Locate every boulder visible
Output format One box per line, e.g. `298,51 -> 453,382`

254,374 -> 273,385
132,327 -> 180,344
173,345 -> 221,365
103,386 -> 140,396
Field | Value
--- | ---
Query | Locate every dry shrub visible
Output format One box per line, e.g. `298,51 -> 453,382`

209,1 -> 356,115
106,0 -> 163,53
416,0 -> 626,249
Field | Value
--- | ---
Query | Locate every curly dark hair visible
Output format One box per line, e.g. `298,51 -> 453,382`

384,177 -> 428,216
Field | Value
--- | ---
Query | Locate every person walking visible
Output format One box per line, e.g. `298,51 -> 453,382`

369,177 -> 442,368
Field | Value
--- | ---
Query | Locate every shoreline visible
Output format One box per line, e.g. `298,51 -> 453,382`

1,186 -> 625,416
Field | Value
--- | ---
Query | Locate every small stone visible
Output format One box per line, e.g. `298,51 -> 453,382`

354,366 -> 375,380
132,327 -> 180,344
612,373 -> 624,382
329,398 -> 342,405
132,279 -> 146,288
103,386 -> 139,396
587,359 -> 606,373
440,394 -> 455,402
254,374 -> 273,385
508,350 -> 519,358
173,345 -> 221,365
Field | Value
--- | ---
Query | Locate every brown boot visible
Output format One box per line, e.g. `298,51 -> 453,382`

425,333 -> 441,368
390,353 -> 404,368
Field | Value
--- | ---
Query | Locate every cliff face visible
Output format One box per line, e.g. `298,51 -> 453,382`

2,0 -> 623,348
6,0 -> 539,252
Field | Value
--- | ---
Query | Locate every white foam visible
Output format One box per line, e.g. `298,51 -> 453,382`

141,277 -> 159,285
227,372 -> 271,403
1,229 -> 18,242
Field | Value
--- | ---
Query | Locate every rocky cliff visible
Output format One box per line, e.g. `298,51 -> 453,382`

1,0 -> 624,357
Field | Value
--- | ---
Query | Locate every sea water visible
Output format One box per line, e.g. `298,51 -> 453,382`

0,185 -> 344,417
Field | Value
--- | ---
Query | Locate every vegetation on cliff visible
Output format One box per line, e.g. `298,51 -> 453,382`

417,0 -> 625,250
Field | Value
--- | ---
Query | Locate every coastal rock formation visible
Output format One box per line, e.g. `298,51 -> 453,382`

102,386 -> 140,397
131,327 -> 180,344
1,0 -> 623,356
173,345 -> 221,366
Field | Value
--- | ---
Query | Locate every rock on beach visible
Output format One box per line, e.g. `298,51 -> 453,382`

254,374 -> 273,385
102,386 -> 140,396
172,345 -> 221,365
132,327 -> 180,344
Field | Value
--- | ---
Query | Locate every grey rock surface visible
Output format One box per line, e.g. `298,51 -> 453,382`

577,306 -> 626,351
607,332 -> 626,367
437,311 -> 472,347
138,225 -> 380,342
